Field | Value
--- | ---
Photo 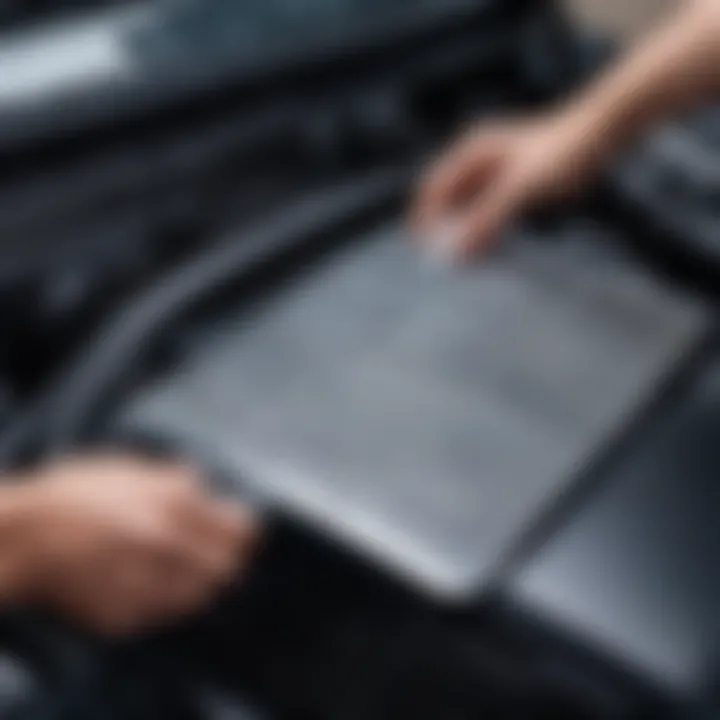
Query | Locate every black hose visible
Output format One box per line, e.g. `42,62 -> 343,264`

0,167 -> 408,465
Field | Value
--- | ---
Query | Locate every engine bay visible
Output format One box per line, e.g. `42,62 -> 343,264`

0,1 -> 718,719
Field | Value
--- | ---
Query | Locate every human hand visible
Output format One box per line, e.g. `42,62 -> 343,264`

412,111 -> 606,259
0,455 -> 257,636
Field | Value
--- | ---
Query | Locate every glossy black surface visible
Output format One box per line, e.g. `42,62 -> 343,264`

0,0 -> 514,149
508,354 -> 720,703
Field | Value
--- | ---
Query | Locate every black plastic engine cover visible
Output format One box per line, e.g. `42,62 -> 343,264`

505,350 -> 720,713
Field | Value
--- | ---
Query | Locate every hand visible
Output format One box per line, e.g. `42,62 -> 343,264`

411,112 -> 606,259
0,455 -> 257,636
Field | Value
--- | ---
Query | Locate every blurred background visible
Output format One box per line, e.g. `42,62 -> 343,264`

568,0 -> 672,37
0,1 -> 717,719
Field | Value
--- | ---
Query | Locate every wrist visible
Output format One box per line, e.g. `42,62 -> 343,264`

547,103 -> 619,181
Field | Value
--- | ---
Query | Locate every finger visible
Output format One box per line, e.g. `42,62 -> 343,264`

412,137 -> 501,233
150,569 -> 222,622
141,515 -> 243,595
201,501 -> 259,577
120,563 -> 219,628
52,576 -> 145,637
174,495 -> 257,556
147,462 -> 203,492
411,153 -> 472,232
100,553 -> 219,632
104,557 -> 169,622
454,176 -> 526,258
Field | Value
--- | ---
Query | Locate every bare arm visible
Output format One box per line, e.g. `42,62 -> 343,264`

563,0 -> 720,165
0,457 -> 257,635
414,0 -> 720,256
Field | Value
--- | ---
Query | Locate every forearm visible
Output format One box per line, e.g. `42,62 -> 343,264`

561,0 -> 720,160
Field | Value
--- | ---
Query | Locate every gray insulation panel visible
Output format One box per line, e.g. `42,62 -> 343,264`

118,222 -> 710,598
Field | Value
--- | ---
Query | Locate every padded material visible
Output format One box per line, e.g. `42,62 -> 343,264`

118,221 -> 710,598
